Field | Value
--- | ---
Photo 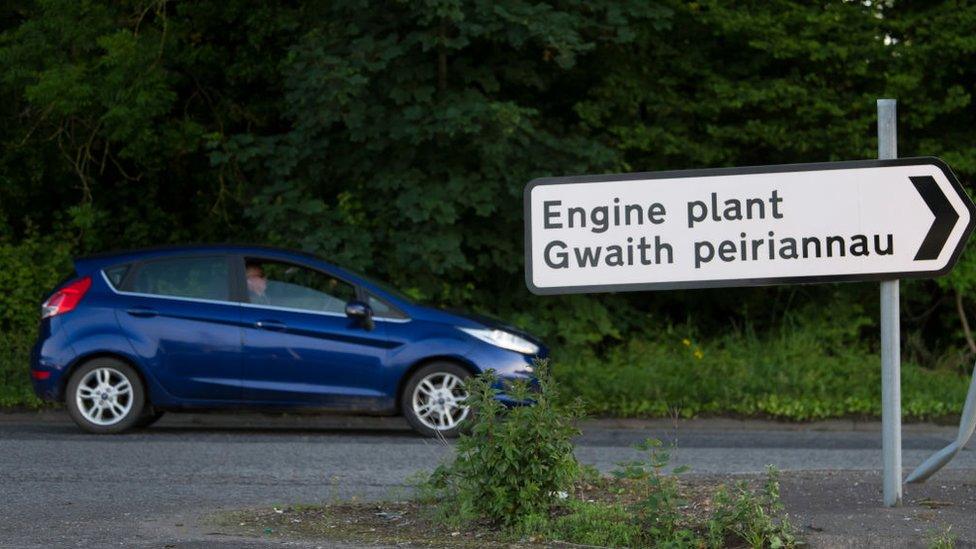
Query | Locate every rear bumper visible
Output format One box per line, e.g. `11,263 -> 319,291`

29,317 -> 76,402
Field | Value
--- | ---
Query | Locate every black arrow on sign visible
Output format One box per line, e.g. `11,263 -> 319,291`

912,175 -> 960,261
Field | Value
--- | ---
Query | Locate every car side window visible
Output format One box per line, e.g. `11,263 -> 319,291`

244,258 -> 356,315
128,256 -> 230,301
367,293 -> 406,319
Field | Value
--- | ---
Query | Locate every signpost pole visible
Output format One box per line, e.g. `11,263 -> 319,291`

877,98 -> 902,507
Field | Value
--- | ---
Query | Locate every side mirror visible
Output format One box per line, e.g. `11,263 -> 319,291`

345,300 -> 374,330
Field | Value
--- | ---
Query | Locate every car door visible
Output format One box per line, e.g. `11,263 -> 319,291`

114,254 -> 242,401
236,256 -> 392,407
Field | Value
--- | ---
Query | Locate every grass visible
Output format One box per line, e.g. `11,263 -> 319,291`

928,525 -> 957,549
553,325 -> 972,421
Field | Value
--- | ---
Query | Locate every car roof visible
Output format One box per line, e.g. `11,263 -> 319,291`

73,244 -> 325,275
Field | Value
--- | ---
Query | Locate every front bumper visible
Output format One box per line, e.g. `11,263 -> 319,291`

464,341 -> 546,405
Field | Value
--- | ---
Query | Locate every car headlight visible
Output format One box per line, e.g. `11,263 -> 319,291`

458,327 -> 540,355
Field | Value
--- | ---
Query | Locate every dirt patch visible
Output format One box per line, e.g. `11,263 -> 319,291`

213,475 -> 772,547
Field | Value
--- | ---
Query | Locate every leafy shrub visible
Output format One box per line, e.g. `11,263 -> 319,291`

614,439 -> 693,543
0,232 -> 73,407
425,360 -> 584,527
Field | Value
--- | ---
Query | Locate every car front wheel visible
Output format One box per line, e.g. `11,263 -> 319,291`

65,358 -> 145,434
401,362 -> 471,438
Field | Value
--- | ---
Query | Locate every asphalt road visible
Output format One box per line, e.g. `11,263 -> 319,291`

1,411 -> 974,548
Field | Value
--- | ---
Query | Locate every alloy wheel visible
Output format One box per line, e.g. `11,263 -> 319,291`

74,367 -> 134,426
411,372 -> 469,431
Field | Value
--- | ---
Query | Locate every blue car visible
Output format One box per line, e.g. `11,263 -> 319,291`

30,245 -> 545,437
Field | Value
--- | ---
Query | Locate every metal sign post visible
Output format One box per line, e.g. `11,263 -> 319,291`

877,98 -> 902,507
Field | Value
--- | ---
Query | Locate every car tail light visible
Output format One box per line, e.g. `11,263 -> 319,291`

30,370 -> 51,380
41,277 -> 91,319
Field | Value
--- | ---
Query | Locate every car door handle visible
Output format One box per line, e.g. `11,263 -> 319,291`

126,307 -> 158,318
254,320 -> 287,331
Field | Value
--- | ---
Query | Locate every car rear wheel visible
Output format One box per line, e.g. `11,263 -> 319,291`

401,362 -> 471,438
65,358 -> 145,434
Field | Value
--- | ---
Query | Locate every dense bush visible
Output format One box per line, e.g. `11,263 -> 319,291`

424,361 -> 583,526
0,232 -> 73,407
1,1 -> 975,413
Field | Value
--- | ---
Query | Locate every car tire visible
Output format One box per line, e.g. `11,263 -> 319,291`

134,409 -> 165,429
65,358 -> 145,434
401,362 -> 472,438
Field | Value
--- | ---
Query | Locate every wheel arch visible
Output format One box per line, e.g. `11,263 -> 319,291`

395,355 -> 479,413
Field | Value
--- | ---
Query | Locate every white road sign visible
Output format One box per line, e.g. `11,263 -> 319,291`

524,158 -> 975,295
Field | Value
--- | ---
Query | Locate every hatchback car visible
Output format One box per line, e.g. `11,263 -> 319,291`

30,245 -> 545,437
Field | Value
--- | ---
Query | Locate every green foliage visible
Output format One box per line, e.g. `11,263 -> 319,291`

707,468 -> 797,549
417,368 -> 798,547
579,0 -> 886,170
617,439 -> 695,544
927,525 -> 957,549
555,303 -> 972,420
424,360 -> 584,527
543,499 -> 642,547
228,0 -> 647,319
0,231 -> 74,407
1,0 -> 976,415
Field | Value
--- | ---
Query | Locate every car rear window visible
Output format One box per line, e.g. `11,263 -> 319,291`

103,264 -> 130,289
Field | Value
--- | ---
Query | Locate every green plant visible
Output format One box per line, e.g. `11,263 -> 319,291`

411,365 -> 801,547
545,499 -> 642,547
707,467 -> 796,549
424,359 -> 584,527
0,233 -> 74,408
927,525 -> 957,549
616,439 -> 694,544
553,310 -> 972,421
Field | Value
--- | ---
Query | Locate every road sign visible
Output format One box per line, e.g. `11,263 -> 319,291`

524,157 -> 975,295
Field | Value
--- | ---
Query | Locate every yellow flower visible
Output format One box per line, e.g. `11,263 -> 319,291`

682,338 -> 691,347
694,349 -> 704,360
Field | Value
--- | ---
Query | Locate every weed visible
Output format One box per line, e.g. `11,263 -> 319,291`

927,525 -> 956,549
423,359 -> 584,527
707,467 -> 796,548
544,499 -> 641,547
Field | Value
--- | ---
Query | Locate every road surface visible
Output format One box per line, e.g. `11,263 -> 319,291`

1,411 -> 973,547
